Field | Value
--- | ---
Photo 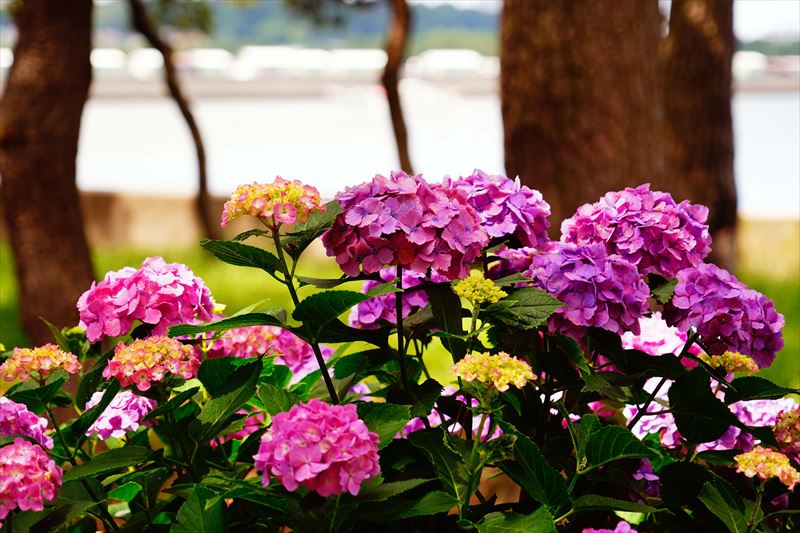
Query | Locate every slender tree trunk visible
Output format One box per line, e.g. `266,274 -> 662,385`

382,0 -> 414,174
0,0 -> 95,345
662,0 -> 736,270
501,0 -> 666,231
128,0 -> 218,240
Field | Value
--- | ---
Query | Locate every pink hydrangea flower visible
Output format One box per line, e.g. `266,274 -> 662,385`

0,438 -> 62,523
664,263 -> 784,368
583,521 -> 638,533
735,446 -> 800,490
103,336 -> 199,391
220,178 -> 324,227
253,399 -> 380,497
84,390 -> 157,440
448,170 -> 551,248
0,397 -> 53,449
78,257 -> 215,342
322,171 -> 489,280
349,267 -> 430,329
561,184 -> 711,279
1,344 -> 81,383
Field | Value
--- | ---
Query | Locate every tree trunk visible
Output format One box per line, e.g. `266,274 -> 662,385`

500,0 -> 666,232
128,0 -> 218,240
662,0 -> 736,270
382,0 -> 414,174
0,0 -> 95,345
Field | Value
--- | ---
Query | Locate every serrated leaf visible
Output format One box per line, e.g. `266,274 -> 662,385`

698,481 -> 748,533
199,357 -> 255,397
476,507 -> 557,533
281,200 -> 342,259
145,387 -> 199,421
652,279 -> 678,304
201,239 -> 283,279
365,280 -> 402,298
724,376 -> 799,404
358,402 -> 411,449
358,491 -> 458,521
573,414 -> 602,464
292,291 -> 369,331
193,358 -> 262,441
572,494 -> 664,514
231,229 -> 270,241
172,484 -> 225,533
484,287 -> 563,330
423,282 -> 467,361
62,447 -> 152,483
409,431 -> 471,504
257,382 -> 300,416
498,430 -> 569,512
168,312 -> 285,338
584,426 -> 654,469
669,368 -> 739,444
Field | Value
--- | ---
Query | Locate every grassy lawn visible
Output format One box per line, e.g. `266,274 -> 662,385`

1,219 -> 798,387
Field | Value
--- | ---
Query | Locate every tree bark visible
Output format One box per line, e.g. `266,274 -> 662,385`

382,0 -> 414,174
0,0 -> 95,345
128,0 -> 218,240
500,0 -> 666,232
662,0 -> 736,270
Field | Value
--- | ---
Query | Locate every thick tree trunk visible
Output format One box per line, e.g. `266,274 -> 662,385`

0,0 -> 95,345
128,0 -> 218,240
662,0 -> 736,270
382,0 -> 413,174
501,0 -> 666,231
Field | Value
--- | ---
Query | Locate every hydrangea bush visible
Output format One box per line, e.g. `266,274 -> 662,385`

0,173 -> 797,532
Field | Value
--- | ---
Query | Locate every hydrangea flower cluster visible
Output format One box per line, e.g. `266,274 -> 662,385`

220,178 -> 324,227
84,390 -> 157,440
322,171 -> 488,280
451,352 -> 535,392
583,521 -> 638,533
448,170 -> 551,247
78,256 -> 215,342
0,344 -> 81,382
523,243 -> 649,338
103,336 -> 199,391
560,184 -> 711,279
0,397 -> 53,449
774,407 -> 800,461
253,399 -> 380,496
664,263 -> 784,368
698,351 -> 760,375
349,267 -> 429,329
735,446 -> 800,490
454,271 -> 507,305
0,438 -> 62,523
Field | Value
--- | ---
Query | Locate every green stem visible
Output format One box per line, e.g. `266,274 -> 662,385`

271,223 -> 340,404
748,478 -> 766,531
395,266 -> 408,390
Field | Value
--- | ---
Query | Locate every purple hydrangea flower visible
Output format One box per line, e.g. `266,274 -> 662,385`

522,242 -> 649,338
631,459 -> 660,498
84,390 -> 157,440
0,397 -> 53,449
349,267 -> 430,329
561,184 -> 711,279
663,263 -> 784,368
448,170 -> 551,247
322,171 -> 489,280
78,256 -> 215,342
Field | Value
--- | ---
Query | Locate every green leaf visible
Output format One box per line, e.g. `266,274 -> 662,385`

357,478 -> 433,502
553,334 -> 590,374
7,377 -> 67,413
201,239 -> 283,279
257,382 -> 300,415
698,481 -> 748,533
423,282 -> 467,361
281,199 -> 342,259
572,494 -> 664,514
172,484 -> 225,533
660,462 -> 711,508
476,507 -> 557,533
199,357 -> 256,397
669,368 -> 739,444
68,380 -> 122,443
62,447 -> 152,483
292,290 -> 369,331
168,312 -> 284,338
76,359 -> 108,408
724,376 -> 799,404
572,414 -> 602,465
484,287 -> 563,330
409,431 -> 471,504
498,431 -> 569,512
584,426 -> 654,469
651,279 -> 678,304
491,273 -> 531,287
296,275 -> 353,289
357,402 -> 411,449
365,280 -> 402,298
145,387 -> 200,421
231,228 -> 270,241
193,358 -> 262,441
358,491 -> 458,521
108,481 -> 143,502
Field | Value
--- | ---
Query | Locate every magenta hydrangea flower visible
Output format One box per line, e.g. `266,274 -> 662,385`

253,398 -> 380,497
349,267 -> 430,329
663,263 -> 784,368
322,171 -> 489,280
583,521 -> 638,533
78,256 -> 215,342
448,170 -> 551,247
0,438 -> 62,523
0,397 -> 53,449
522,242 -> 649,338
561,184 -> 711,279
84,390 -> 157,440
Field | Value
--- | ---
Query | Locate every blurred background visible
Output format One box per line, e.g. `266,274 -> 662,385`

0,0 -> 798,385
